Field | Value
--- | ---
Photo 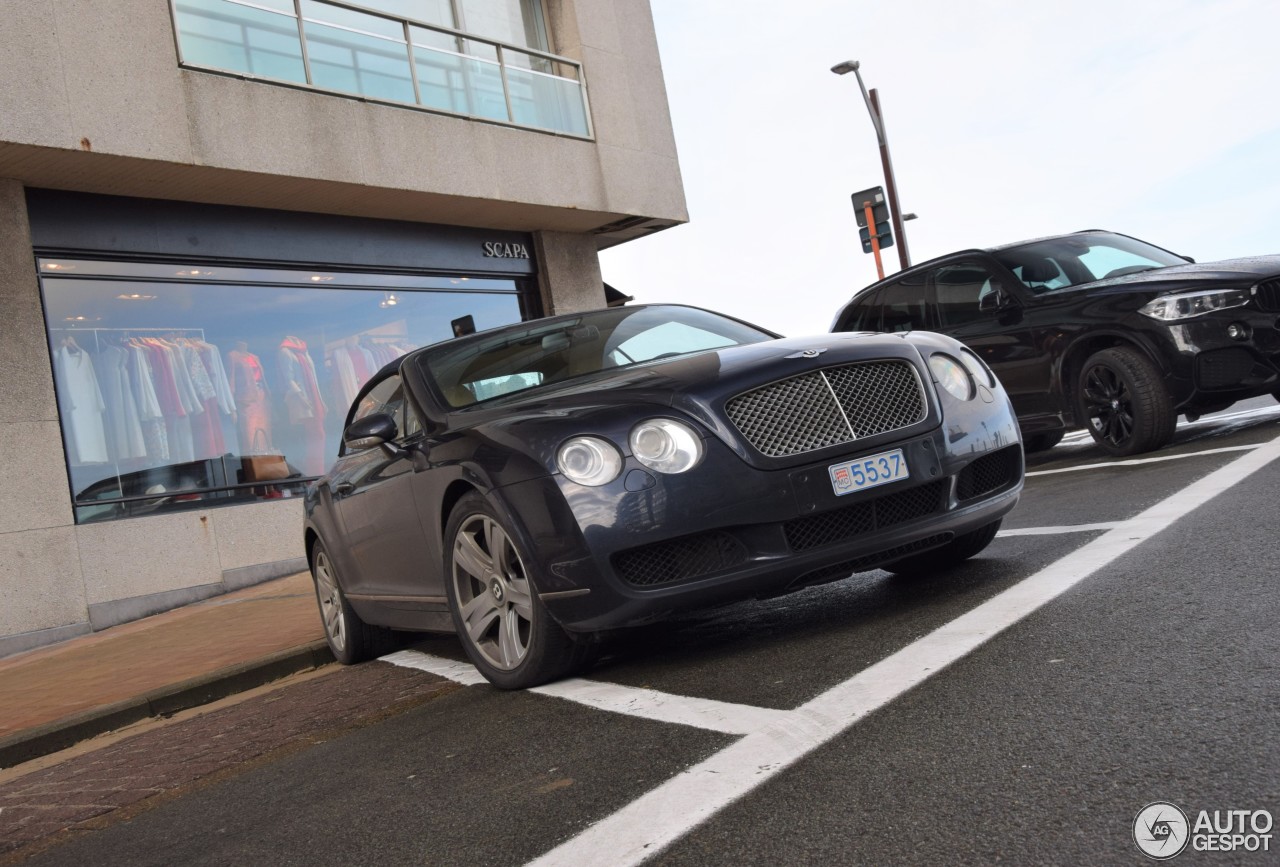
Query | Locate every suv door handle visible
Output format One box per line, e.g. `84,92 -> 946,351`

333,481 -> 355,496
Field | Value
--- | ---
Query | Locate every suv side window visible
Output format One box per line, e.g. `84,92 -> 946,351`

878,274 -> 930,332
838,288 -> 883,331
934,263 -> 1005,328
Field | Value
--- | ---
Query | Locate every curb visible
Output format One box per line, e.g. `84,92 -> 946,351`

0,640 -> 335,770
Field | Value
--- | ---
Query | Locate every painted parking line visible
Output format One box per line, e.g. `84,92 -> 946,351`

380,649 -> 790,735
1026,443 -> 1260,477
1056,405 -> 1280,446
381,649 -> 489,686
997,523 -> 1120,536
526,432 -> 1280,867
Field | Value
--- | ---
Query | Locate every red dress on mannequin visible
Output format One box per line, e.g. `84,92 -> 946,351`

228,348 -> 272,454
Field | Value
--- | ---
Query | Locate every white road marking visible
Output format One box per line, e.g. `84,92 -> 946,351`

1051,405 -> 1278,448
997,523 -> 1120,536
531,679 -> 790,735
380,649 -> 790,735
380,649 -> 489,686
1026,443 -> 1260,477
526,433 -> 1280,867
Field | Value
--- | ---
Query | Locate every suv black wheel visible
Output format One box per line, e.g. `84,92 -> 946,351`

1075,347 -> 1176,456
1022,431 -> 1064,453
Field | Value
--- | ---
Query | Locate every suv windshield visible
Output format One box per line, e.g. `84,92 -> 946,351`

994,232 -> 1187,294
417,305 -> 774,407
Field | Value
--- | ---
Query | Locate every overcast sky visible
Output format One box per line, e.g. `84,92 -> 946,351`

598,0 -> 1280,336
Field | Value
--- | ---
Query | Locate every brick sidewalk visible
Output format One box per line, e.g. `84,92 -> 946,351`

0,663 -> 455,859
0,572 -> 330,766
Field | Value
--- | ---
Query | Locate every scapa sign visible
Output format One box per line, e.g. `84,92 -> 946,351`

483,241 -> 530,260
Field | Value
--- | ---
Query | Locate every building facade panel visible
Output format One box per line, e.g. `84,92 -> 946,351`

0,0 -> 687,654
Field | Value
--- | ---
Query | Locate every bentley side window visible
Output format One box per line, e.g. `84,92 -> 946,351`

345,375 -> 412,452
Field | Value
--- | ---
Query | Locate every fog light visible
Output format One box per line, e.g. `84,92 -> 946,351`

1226,322 -> 1251,341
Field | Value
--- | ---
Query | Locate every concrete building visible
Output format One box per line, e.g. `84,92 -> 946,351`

0,0 -> 686,656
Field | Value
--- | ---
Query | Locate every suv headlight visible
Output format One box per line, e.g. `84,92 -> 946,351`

1139,288 -> 1249,321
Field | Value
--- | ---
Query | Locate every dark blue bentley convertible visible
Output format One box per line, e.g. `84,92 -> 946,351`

305,305 -> 1023,687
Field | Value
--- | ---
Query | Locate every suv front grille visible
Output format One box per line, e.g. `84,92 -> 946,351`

726,361 -> 926,458
1254,278 -> 1280,312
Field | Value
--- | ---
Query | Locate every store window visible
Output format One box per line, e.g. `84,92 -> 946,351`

171,0 -> 590,137
38,258 -> 526,523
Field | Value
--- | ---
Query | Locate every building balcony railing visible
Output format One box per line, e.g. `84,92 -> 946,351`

171,0 -> 593,139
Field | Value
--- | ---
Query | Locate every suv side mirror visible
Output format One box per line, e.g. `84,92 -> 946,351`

344,412 -> 398,451
978,288 -> 1007,312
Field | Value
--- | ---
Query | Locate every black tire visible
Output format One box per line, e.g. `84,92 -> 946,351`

444,492 -> 595,689
1075,347 -> 1176,456
310,539 -> 398,665
1022,430 -> 1065,453
882,519 -> 1002,577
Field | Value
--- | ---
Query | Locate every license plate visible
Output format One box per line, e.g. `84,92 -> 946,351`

829,448 -> 909,496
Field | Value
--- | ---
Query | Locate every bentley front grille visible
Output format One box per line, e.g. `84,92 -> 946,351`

783,479 -> 949,552
956,445 -> 1023,503
725,361 -> 926,458
613,531 -> 749,588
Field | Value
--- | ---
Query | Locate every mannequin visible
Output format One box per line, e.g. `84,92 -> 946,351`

227,340 -> 272,455
277,335 -> 327,475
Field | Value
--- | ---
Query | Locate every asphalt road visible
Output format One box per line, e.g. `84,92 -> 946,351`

15,398 -> 1280,866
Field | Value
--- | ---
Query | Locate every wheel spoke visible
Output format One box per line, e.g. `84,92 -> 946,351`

506,576 -> 534,621
488,521 -> 514,577
465,601 -> 501,644
454,530 -> 493,580
497,607 -> 526,667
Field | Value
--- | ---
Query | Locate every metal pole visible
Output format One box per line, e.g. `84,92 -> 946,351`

862,201 -> 885,280
868,88 -> 911,270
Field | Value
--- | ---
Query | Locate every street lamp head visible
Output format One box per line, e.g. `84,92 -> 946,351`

830,60 -> 860,76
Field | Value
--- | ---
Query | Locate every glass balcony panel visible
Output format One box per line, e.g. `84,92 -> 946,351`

362,0 -> 455,29
505,64 -> 588,136
300,0 -> 403,39
301,3 -> 415,103
174,0 -> 306,84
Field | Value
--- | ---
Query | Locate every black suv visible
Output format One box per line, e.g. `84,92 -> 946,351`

831,230 -> 1280,455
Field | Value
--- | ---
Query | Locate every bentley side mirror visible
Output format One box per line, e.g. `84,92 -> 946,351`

344,412 -> 399,452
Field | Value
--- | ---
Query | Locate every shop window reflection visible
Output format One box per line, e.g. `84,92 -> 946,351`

40,260 -> 525,523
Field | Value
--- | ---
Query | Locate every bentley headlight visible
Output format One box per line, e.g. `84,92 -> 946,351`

629,419 -> 704,474
1139,288 -> 1249,321
958,347 -> 995,388
557,436 -> 623,486
929,354 -> 974,400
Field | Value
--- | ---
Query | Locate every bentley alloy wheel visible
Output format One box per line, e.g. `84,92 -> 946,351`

450,512 -> 535,671
443,492 -> 595,689
313,547 -> 347,655
310,539 -> 396,665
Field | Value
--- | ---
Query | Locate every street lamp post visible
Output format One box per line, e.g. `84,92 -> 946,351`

831,59 -> 911,270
